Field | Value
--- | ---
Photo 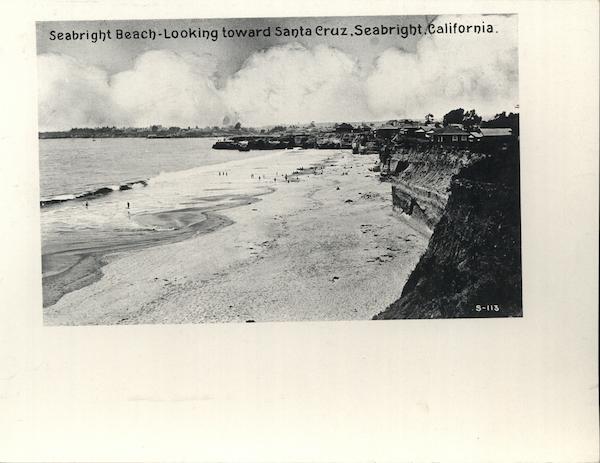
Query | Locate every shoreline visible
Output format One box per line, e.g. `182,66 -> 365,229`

42,193 -> 273,307
41,150 -> 332,308
43,149 -> 430,325
42,211 -> 237,307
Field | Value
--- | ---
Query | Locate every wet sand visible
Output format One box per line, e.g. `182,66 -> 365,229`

43,149 -> 430,325
42,210 -> 235,307
41,191 -> 277,307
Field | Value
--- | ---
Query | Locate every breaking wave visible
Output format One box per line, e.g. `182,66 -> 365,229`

40,179 -> 148,207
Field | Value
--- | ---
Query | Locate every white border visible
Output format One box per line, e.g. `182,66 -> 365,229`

0,1 -> 598,461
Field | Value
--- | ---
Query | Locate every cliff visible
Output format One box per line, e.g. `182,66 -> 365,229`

384,146 -> 484,231
376,142 -> 522,319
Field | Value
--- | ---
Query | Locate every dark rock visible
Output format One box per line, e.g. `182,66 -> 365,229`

374,143 -> 522,319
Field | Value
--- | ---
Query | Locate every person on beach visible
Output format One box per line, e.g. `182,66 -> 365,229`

127,202 -> 130,209
85,201 -> 88,208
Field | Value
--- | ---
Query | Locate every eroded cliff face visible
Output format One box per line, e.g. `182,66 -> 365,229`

376,143 -> 522,319
384,146 -> 483,231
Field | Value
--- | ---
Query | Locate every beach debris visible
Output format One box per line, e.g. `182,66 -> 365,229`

367,254 -> 394,264
360,224 -> 373,234
345,199 -> 353,203
246,320 -> 255,323
336,186 -> 340,190
331,276 -> 339,282
360,192 -> 382,200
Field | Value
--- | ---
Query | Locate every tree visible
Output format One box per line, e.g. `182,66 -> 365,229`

442,108 -> 482,129
268,125 -> 287,133
234,122 -> 242,130
462,109 -> 482,130
442,108 -> 465,126
425,113 -> 434,124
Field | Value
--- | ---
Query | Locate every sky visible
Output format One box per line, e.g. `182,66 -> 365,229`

36,14 -> 518,131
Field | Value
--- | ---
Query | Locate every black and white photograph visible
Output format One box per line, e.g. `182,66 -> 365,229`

1,0 -> 599,461
37,14 -> 521,325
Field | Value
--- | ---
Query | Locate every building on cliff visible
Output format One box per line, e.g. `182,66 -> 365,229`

334,122 -> 355,133
375,125 -> 401,139
480,128 -> 514,151
480,127 -> 513,140
432,126 -> 471,145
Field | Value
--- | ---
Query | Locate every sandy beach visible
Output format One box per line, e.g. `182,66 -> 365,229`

43,149 -> 429,325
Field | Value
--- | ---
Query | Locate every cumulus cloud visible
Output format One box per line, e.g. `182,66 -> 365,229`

365,14 -> 518,120
37,15 -> 518,130
110,50 -> 227,128
37,50 -> 230,131
37,54 -> 113,130
222,43 -> 371,126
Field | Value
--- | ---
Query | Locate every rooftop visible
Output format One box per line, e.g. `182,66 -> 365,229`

480,128 -> 513,137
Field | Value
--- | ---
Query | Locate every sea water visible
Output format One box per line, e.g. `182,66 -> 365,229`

39,137 -> 264,199
39,137 -> 271,273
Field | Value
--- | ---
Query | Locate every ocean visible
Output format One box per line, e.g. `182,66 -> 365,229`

39,137 -> 263,200
39,137 -> 273,287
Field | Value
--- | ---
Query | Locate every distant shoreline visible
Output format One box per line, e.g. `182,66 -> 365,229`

39,133 -> 220,140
